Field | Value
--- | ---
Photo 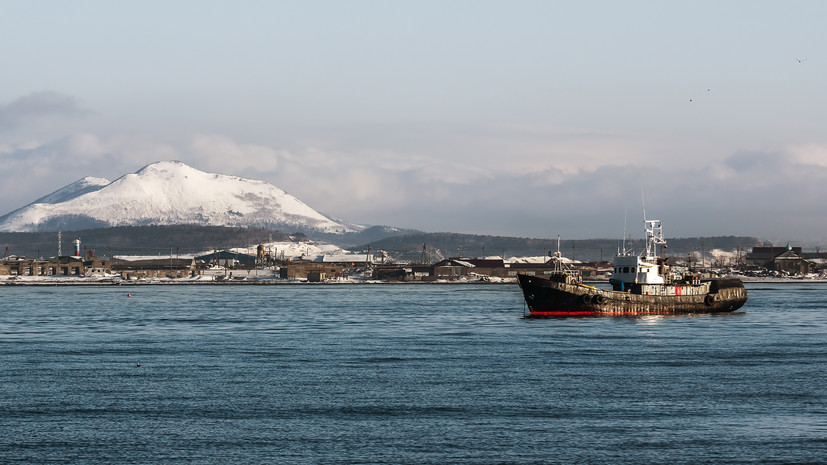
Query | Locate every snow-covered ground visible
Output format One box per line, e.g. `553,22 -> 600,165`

225,241 -> 347,260
507,256 -> 579,265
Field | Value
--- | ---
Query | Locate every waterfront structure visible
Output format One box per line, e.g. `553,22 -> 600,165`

110,257 -> 197,279
279,262 -> 344,281
746,244 -> 815,275
195,250 -> 259,267
0,254 -> 112,277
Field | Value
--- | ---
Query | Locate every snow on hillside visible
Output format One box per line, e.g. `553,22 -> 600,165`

113,241 -> 348,262
0,161 -> 363,233
32,177 -> 110,204
225,241 -> 347,260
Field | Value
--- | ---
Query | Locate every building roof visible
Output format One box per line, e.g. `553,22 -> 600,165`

195,251 -> 258,262
434,259 -> 475,268
111,258 -> 194,270
463,258 -> 505,268
315,254 -> 374,264
508,262 -> 560,269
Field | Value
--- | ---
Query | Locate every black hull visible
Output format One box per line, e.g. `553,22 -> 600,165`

517,274 -> 748,317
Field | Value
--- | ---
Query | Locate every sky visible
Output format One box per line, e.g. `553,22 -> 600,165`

2,1 -> 827,245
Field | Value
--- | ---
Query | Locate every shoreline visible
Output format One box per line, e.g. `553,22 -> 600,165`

3,276 -> 827,286
0,277 -> 518,286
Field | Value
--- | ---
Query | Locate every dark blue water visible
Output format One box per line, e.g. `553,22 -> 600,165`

1,283 -> 825,464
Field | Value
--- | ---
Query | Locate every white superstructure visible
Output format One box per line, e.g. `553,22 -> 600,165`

612,219 -> 667,285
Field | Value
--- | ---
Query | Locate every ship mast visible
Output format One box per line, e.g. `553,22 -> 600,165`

547,234 -> 574,274
640,190 -> 666,260
643,219 -> 666,260
551,235 -> 563,273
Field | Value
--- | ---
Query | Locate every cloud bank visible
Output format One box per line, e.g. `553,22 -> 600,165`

2,114 -> 826,244
0,92 -> 84,133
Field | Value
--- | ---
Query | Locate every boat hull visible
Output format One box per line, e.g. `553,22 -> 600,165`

517,274 -> 748,317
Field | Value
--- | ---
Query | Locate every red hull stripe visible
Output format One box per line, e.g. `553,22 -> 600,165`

530,311 -> 597,316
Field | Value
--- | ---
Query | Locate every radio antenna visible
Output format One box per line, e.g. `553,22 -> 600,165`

622,209 -> 628,255
641,187 -> 647,224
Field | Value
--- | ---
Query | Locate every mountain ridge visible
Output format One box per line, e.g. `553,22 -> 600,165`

0,225 -> 765,262
0,161 -> 362,234
32,177 -> 110,205
359,232 -> 766,263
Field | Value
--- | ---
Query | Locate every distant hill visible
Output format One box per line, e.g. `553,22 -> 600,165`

0,225 -> 303,258
1,224 -> 766,263
0,161 -> 363,234
307,225 -> 422,248
358,232 -> 765,262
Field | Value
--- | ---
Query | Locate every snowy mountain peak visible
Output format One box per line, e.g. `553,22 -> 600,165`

132,160 -> 205,179
0,161 -> 363,233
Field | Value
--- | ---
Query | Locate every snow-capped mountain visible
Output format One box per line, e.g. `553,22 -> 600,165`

31,176 -> 111,205
0,161 -> 363,233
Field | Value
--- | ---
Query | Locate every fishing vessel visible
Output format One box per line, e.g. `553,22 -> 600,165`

517,219 -> 748,316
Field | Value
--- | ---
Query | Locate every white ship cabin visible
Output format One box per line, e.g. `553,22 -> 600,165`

611,219 -> 667,286
610,219 -> 712,296
612,254 -> 664,285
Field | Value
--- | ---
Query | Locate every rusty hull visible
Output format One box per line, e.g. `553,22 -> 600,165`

518,274 -> 748,316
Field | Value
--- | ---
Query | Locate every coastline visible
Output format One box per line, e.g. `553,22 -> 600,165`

0,276 -> 519,286
3,276 -> 827,286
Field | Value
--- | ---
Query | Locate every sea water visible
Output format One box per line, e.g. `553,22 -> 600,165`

0,283 -> 824,464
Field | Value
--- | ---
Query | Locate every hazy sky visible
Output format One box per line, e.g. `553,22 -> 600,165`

2,1 -> 826,244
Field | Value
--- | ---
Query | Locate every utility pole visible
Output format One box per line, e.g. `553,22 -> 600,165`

736,246 -> 740,268
701,240 -> 705,269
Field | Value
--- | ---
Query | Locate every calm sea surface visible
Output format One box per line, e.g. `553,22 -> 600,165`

0,282 -> 825,464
